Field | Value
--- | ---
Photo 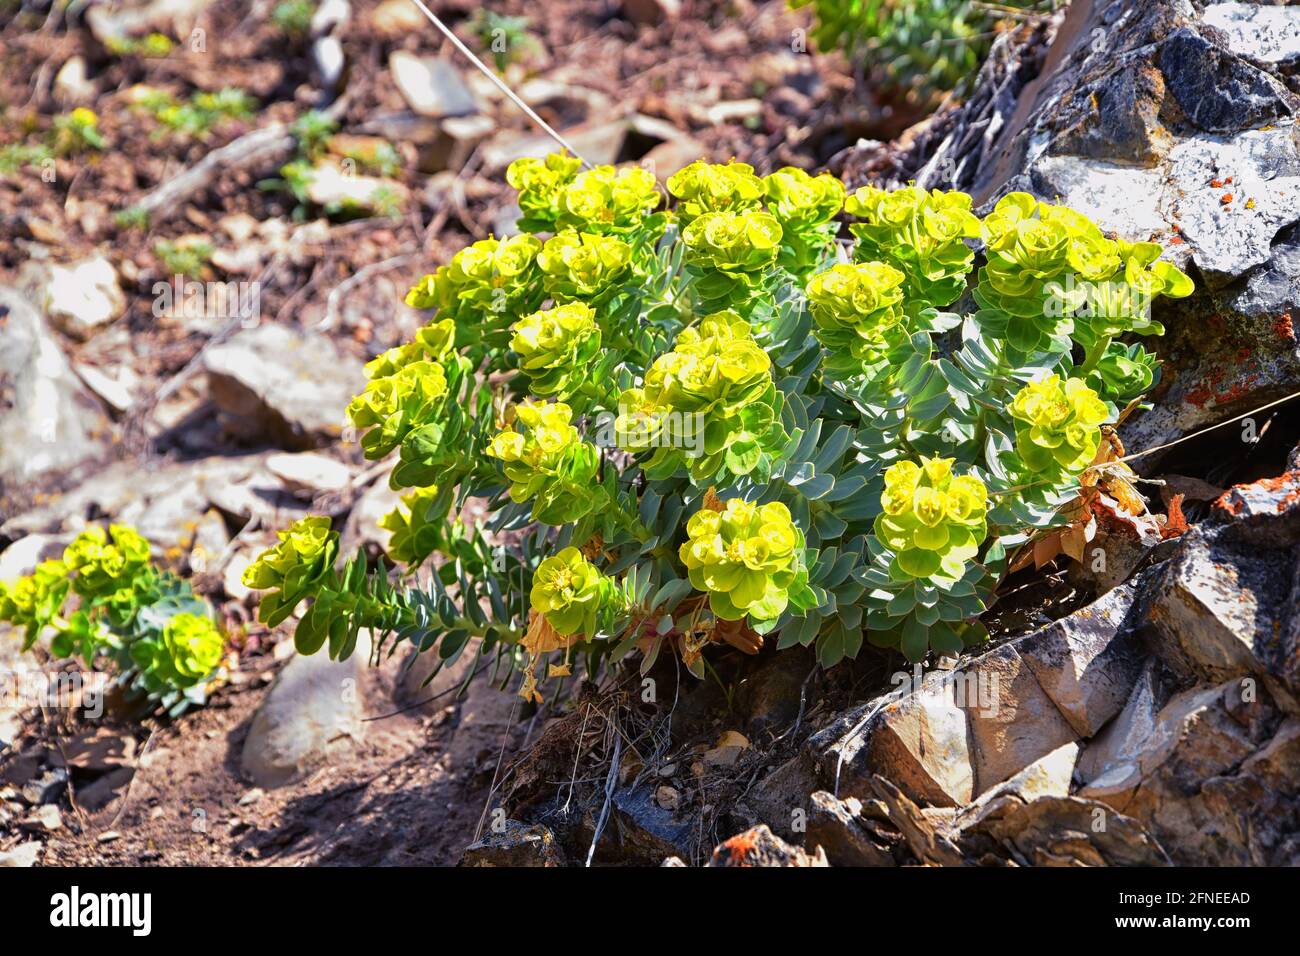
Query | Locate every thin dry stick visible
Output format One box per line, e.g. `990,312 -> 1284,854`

473,694 -> 521,842
403,0 -> 593,167
585,719 -> 622,867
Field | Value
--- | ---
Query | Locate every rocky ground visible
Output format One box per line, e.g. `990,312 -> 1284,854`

3,0 -> 1300,868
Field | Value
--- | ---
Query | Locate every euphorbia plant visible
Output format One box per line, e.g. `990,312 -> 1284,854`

0,525 -> 225,714
244,154 -> 1192,698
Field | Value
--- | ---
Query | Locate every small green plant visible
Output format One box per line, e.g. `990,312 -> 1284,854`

105,32 -> 175,58
244,154 -> 1191,700
791,0 -> 1047,104
0,526 -> 225,715
272,0 -> 314,36
466,9 -> 541,72
51,107 -> 105,155
154,239 -> 214,278
113,206 -> 151,231
0,142 -> 53,178
134,87 -> 256,141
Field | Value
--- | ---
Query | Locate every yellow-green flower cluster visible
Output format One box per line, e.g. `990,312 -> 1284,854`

667,160 -> 767,222
379,486 -> 455,568
243,516 -> 339,624
404,234 -> 542,320
682,210 -> 782,276
0,560 -> 70,645
506,151 -> 584,230
875,458 -> 989,580
530,546 -> 622,637
1007,374 -> 1110,475
979,192 -> 1192,346
510,302 -> 601,397
161,612 -> 225,684
764,166 -> 844,229
62,525 -> 151,600
486,400 -> 602,525
556,164 -> 661,233
764,166 -> 845,275
347,357 -> 449,459
846,185 -> 982,310
615,313 -> 777,480
365,318 -> 456,379
805,261 -> 907,361
679,499 -> 803,623
537,231 -> 633,304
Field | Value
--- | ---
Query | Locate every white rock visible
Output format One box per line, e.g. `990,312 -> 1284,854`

239,634 -> 369,788
303,162 -> 408,213
74,363 -> 137,413
0,286 -> 110,484
53,56 -> 95,105
389,52 -> 479,119
266,451 -> 352,494
1202,2 -> 1300,66
41,256 -> 126,339
0,841 -> 41,866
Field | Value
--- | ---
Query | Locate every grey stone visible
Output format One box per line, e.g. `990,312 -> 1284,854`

460,821 -> 564,866
1016,582 -> 1146,737
202,323 -> 366,449
239,638 -> 368,788
389,52 -> 479,119
805,790 -> 895,866
0,287 -> 110,490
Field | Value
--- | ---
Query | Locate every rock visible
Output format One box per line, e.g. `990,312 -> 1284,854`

481,119 -> 630,172
311,36 -> 346,95
31,804 -> 63,831
0,841 -> 41,867
738,645 -> 812,738
21,767 -> 68,806
369,0 -> 424,37
961,642 -> 1080,796
85,0 -> 213,44
0,454 -> 301,558
460,821 -> 564,866
25,255 -> 126,339
239,637 -> 368,788
389,52 -> 479,119
705,824 -> 828,867
202,323 -> 366,449
1015,582 -> 1146,737
73,363 -> 137,414
959,794 -> 1171,866
702,730 -> 749,767
1202,2 -> 1300,68
341,476 -> 402,557
1075,658 -> 1176,787
699,99 -> 763,126
604,785 -> 694,863
53,56 -> 95,105
0,287 -> 110,489
302,163 -> 409,215
622,0 -> 680,26
0,534 -> 68,580
265,451 -> 352,495
743,754 -> 821,841
419,114 -> 497,174
1079,679 -> 1299,864
805,791 -> 896,866
76,767 -> 135,812
810,672 -> 974,807
309,0 -> 349,36
955,741 -> 1079,834
1145,510 -> 1300,711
